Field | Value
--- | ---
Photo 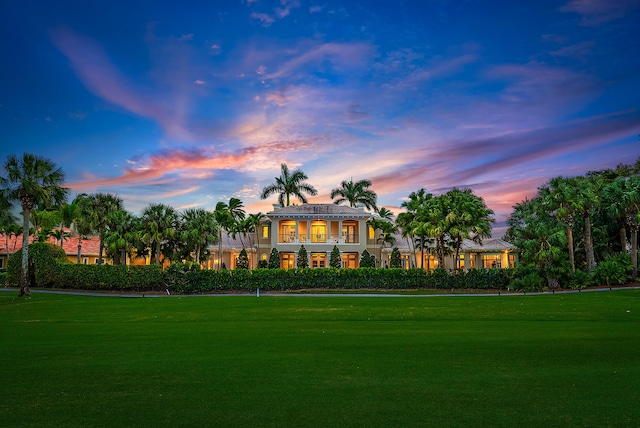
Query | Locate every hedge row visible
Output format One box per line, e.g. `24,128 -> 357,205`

7,260 -> 514,293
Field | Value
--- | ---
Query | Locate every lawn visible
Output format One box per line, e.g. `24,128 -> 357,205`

1,290 -> 639,427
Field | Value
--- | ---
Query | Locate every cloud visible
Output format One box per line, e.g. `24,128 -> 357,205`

263,42 -> 376,80
68,140 -> 318,192
250,12 -> 276,27
560,0 -> 639,25
49,26 -> 199,141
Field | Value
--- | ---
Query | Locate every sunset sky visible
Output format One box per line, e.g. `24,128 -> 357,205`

2,0 -> 639,236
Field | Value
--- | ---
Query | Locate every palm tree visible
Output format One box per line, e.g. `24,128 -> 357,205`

445,188 -> 494,273
78,193 -> 124,264
213,198 -> 245,270
0,153 -> 68,296
575,175 -> 602,272
260,163 -> 317,206
605,176 -> 640,278
141,203 -> 179,265
330,178 -> 377,210
181,208 -> 217,264
104,209 -> 138,265
368,208 -> 397,267
541,176 -> 579,273
246,212 -> 266,268
397,189 -> 432,269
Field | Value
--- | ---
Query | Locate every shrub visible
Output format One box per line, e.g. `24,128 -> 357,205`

297,245 -> 309,268
268,248 -> 280,269
7,242 -> 70,288
330,246 -> 341,268
360,249 -> 375,268
236,249 -> 249,270
592,253 -> 632,287
390,247 -> 402,268
568,269 -> 593,290
510,271 -> 545,292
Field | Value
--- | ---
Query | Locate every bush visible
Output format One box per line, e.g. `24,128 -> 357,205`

390,248 -> 402,268
236,249 -> 249,270
7,242 -> 70,288
297,246 -> 309,268
592,253 -> 632,287
268,248 -> 280,269
510,271 -> 545,292
568,269 -> 593,290
360,249 -> 375,268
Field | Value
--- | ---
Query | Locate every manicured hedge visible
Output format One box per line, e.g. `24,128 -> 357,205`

6,242 -> 70,288
2,254 -> 541,294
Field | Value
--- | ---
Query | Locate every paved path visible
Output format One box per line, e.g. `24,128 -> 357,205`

2,286 -> 639,298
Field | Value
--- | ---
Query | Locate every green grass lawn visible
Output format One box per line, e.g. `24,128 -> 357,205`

1,290 -> 639,427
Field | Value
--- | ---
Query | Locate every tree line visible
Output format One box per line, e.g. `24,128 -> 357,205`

505,158 -> 640,289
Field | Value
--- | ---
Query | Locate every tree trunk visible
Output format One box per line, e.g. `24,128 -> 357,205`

584,212 -> 596,271
567,226 -> 575,273
98,234 -> 104,265
620,226 -> 628,253
631,225 -> 638,280
155,242 -> 161,265
77,238 -> 82,264
20,209 -> 31,297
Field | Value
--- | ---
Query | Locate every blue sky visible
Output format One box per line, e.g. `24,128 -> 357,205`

2,0 -> 639,236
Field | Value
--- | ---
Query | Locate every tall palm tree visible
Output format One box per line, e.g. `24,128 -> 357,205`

575,175 -> 602,272
605,175 -> 640,278
444,188 -> 494,272
397,189 -> 432,269
78,193 -> 124,264
367,208 -> 396,267
213,198 -> 245,270
141,203 -> 178,265
541,176 -> 579,273
246,212 -> 266,268
260,163 -> 317,206
330,178 -> 377,210
0,153 -> 68,296
104,209 -> 138,265
181,208 -> 217,264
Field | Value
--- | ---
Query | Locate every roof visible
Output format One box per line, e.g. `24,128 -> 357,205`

389,234 -> 516,253
0,230 -> 101,256
267,203 -> 372,218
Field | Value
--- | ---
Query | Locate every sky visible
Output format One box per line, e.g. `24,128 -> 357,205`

2,0 -> 640,237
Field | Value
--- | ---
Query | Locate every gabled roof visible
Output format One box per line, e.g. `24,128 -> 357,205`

267,203 -> 372,218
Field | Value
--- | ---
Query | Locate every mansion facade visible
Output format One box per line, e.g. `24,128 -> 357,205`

1,204 -> 517,271
208,204 -> 518,271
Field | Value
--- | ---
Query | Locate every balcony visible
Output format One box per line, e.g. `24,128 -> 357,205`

278,233 -> 359,244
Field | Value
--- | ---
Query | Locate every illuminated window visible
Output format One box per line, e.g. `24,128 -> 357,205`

342,253 -> 357,268
311,253 -> 326,268
368,225 -> 375,239
482,254 -> 501,268
281,253 -> 295,269
262,225 -> 269,239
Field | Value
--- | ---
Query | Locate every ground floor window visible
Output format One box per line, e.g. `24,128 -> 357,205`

310,252 -> 326,268
508,254 -> 517,268
281,252 -> 295,269
482,254 -> 501,268
342,252 -> 358,268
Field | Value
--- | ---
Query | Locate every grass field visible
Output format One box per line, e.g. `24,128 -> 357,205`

1,290 -> 639,427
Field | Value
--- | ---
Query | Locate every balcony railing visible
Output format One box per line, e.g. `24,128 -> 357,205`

278,233 -> 359,244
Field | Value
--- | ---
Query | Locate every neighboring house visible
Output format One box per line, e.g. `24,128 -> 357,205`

0,231 -> 106,268
386,236 -> 518,270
